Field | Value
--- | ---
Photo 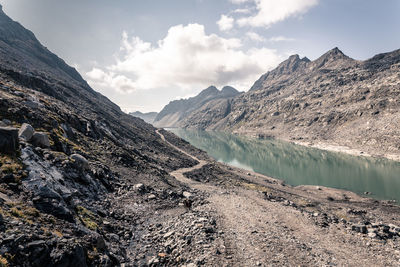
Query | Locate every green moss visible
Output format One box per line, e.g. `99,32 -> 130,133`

76,206 -> 99,231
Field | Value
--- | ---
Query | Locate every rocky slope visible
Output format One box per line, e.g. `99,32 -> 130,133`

0,6 -> 200,266
153,86 -> 241,128
182,47 -> 400,160
129,111 -> 158,124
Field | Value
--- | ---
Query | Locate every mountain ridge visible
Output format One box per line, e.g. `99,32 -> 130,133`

182,47 -> 400,160
153,85 -> 241,127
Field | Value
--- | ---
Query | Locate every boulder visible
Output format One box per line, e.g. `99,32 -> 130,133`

18,123 -> 34,141
70,154 -> 89,170
0,127 -> 19,154
31,132 -> 50,148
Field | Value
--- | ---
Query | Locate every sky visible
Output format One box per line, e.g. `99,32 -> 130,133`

0,0 -> 399,113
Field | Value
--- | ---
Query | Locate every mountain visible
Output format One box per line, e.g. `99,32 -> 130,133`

183,47 -> 400,159
129,111 -> 158,124
0,6 -> 201,265
153,85 -> 241,127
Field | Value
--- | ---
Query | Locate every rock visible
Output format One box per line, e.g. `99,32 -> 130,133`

352,224 -> 367,234
148,194 -> 156,200
134,183 -> 145,192
31,132 -> 50,148
183,191 -> 192,198
23,100 -> 39,109
163,231 -> 174,239
2,119 -> 11,125
70,154 -> 89,170
18,123 -> 34,141
0,127 -> 19,154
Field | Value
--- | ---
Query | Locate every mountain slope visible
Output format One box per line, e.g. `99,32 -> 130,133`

153,85 -> 241,127
0,6 -> 202,265
183,48 -> 400,159
129,111 -> 158,124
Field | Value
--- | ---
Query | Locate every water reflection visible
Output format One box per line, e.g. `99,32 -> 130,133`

170,128 -> 400,203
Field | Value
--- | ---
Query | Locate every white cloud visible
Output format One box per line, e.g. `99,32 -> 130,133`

268,36 -> 296,42
86,68 -> 137,93
230,0 -> 252,3
86,24 -> 282,93
246,32 -> 266,42
232,8 -> 252,14
217,15 -> 234,32
236,0 -> 319,28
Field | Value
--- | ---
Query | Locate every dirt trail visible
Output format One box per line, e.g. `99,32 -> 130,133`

156,129 -> 400,267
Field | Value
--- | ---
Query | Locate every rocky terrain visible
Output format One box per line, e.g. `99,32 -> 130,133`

180,47 -> 400,161
129,112 -> 158,125
1,5 -> 400,267
153,86 -> 240,128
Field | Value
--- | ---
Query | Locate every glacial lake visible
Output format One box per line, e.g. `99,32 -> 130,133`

169,128 -> 400,203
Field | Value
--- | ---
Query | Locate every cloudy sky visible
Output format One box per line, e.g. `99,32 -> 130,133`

1,0 -> 399,112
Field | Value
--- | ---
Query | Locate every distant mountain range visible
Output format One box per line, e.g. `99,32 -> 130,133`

129,111 -> 158,124
170,47 -> 400,159
153,85 -> 241,127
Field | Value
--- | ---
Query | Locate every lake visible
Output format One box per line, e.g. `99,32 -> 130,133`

169,128 -> 400,203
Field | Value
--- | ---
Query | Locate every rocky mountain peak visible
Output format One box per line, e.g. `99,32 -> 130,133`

312,47 -> 354,69
198,85 -> 218,97
221,86 -> 239,95
275,54 -> 310,76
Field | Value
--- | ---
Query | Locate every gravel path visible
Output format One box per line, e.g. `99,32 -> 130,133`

156,129 -> 400,266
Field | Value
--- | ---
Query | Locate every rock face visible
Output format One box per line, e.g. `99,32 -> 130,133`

129,111 -> 158,124
0,6 -> 199,266
31,132 -> 50,148
182,47 -> 400,158
153,86 -> 241,128
18,123 -> 34,141
0,126 -> 18,154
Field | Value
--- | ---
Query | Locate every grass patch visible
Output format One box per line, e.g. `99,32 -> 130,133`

0,155 -> 23,175
0,255 -> 8,267
241,182 -> 271,193
76,206 -> 98,231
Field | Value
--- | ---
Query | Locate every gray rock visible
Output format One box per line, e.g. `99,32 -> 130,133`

31,132 -> 50,148
148,194 -> 156,200
352,224 -> 367,234
183,191 -> 193,198
23,100 -> 39,109
18,123 -> 34,141
2,119 -> 11,125
71,154 -> 89,170
0,127 -> 19,154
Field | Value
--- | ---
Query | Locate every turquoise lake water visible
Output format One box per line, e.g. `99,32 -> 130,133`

169,128 -> 400,203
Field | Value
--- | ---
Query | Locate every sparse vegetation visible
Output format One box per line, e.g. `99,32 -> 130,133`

76,206 -> 98,231
0,255 -> 9,267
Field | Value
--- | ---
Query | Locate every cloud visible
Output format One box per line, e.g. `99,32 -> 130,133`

246,32 -> 266,42
86,68 -> 137,93
268,36 -> 296,42
223,0 -> 318,29
86,24 -> 282,93
232,8 -> 252,14
217,15 -> 234,31
237,0 -> 319,28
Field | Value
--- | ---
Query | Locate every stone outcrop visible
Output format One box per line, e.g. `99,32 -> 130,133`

0,126 -> 18,154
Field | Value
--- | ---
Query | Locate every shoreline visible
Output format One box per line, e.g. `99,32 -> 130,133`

232,130 -> 400,163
